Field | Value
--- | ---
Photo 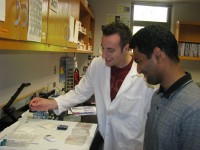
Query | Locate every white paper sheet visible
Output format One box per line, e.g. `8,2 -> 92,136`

5,131 -> 42,144
27,0 -> 42,42
0,0 -> 5,21
70,106 -> 96,116
69,16 -> 75,42
74,20 -> 80,43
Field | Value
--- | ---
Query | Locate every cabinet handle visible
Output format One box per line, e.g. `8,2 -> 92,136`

15,0 -> 21,26
22,4 -> 28,28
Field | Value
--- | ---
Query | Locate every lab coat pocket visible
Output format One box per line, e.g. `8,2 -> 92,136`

119,96 -> 142,117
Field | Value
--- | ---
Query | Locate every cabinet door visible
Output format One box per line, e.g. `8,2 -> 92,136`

0,0 -> 21,40
0,0 -> 29,41
47,0 -> 69,46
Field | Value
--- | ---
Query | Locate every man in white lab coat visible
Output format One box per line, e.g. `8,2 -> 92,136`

29,22 -> 156,150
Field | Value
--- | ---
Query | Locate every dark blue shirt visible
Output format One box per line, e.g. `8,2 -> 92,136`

144,73 -> 200,150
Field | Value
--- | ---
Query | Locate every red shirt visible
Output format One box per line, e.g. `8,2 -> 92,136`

110,57 -> 133,101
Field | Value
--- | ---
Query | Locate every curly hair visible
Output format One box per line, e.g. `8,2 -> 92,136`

102,22 -> 132,50
130,25 -> 179,62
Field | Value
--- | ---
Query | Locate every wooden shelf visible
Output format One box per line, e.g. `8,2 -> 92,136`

175,21 -> 200,61
179,56 -> 200,61
176,21 -> 200,26
0,39 -> 93,53
175,21 -> 200,43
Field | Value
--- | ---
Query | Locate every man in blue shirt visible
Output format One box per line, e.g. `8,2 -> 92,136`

130,24 -> 200,150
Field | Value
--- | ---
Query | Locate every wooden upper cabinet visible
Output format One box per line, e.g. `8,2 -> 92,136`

0,0 -> 28,41
0,0 -> 94,53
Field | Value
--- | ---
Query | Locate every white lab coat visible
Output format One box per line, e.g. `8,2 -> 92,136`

54,56 -> 156,150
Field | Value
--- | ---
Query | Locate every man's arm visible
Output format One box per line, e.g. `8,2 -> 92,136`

29,97 -> 58,111
181,110 -> 200,150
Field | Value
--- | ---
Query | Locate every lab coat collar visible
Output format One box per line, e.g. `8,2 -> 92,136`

102,63 -> 112,106
115,61 -> 141,98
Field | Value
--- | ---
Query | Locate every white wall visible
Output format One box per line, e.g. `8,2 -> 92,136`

0,50 -> 88,117
88,0 -> 200,83
0,51 -> 65,106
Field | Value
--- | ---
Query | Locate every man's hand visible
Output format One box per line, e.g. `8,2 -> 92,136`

29,97 -> 58,111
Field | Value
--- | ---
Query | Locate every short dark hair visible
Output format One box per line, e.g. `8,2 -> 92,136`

130,24 -> 179,62
102,22 -> 132,50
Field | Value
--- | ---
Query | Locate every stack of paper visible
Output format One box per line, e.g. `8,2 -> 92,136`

70,106 -> 96,116
65,122 -> 93,146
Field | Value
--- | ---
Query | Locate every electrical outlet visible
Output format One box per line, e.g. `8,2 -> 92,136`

54,66 -> 56,75
53,82 -> 56,88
